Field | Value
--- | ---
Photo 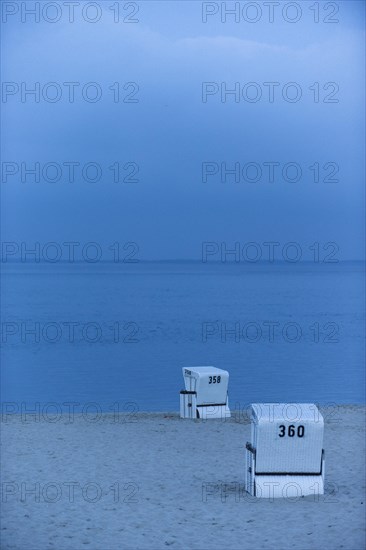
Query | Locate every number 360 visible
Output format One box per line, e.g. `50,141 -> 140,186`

278,425 -> 305,438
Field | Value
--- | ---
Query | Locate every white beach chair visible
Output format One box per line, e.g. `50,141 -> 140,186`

180,366 -> 231,419
245,403 -> 325,498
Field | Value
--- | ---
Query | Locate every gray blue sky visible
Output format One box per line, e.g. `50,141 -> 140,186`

1,0 -> 365,260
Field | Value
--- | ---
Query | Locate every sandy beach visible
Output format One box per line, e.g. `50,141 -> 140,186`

1,406 -> 365,550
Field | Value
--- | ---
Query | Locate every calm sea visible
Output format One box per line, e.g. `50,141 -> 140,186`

1,261 -> 365,412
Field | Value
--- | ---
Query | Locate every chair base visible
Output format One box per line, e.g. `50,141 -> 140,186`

197,404 -> 231,420
245,444 -> 325,498
180,391 -> 231,419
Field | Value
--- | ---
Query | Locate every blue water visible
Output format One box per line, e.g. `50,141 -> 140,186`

1,261 -> 365,411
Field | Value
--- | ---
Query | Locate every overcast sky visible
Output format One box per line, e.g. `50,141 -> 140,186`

1,1 -> 365,260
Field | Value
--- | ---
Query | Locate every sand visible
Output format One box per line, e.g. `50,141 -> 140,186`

1,406 -> 365,550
